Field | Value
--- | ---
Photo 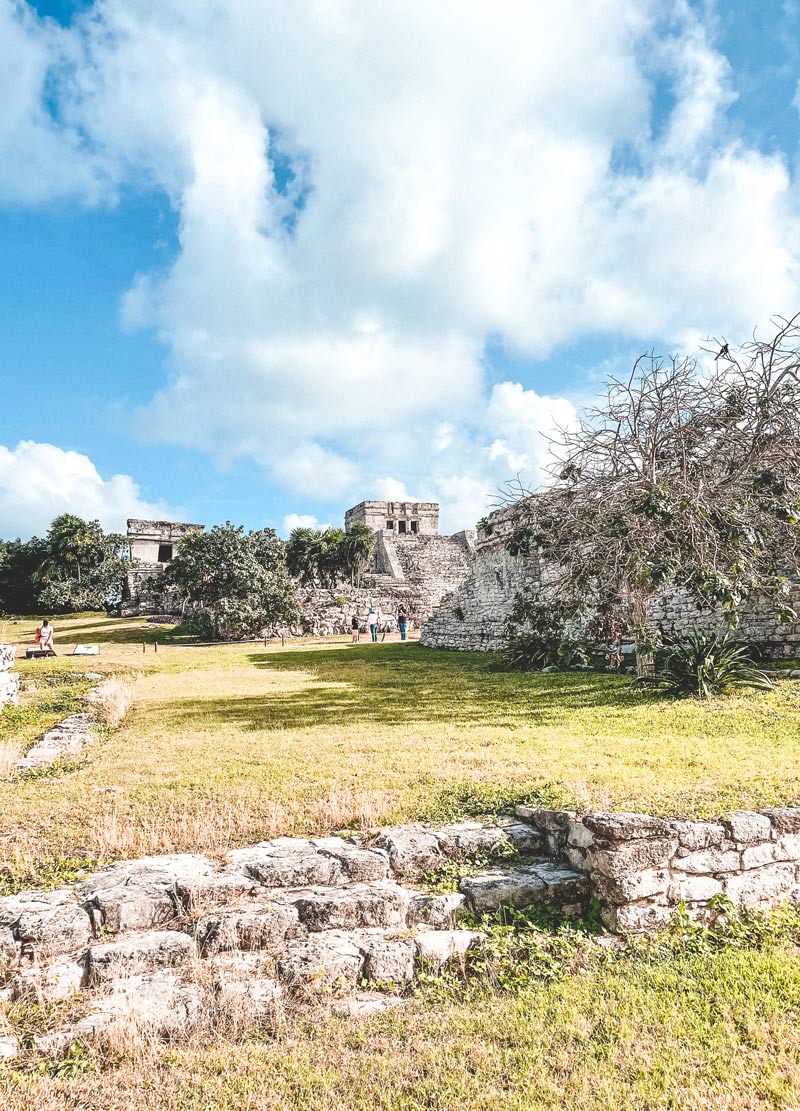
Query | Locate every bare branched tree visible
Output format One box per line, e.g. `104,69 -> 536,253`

502,314 -> 800,674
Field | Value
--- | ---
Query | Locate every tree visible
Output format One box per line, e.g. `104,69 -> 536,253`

0,537 -> 48,615
503,315 -> 800,674
38,515 -> 129,613
286,523 -> 376,588
162,523 -> 298,639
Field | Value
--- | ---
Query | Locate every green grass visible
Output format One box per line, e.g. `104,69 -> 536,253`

1,620 -> 800,886
2,616 -> 800,1108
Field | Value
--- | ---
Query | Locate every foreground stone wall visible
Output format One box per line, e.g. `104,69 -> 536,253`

421,504 -> 800,657
517,805 -> 800,932
0,645 -> 19,711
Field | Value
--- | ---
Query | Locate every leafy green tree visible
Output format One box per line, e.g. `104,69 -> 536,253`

0,537 -> 48,615
162,523 -> 298,639
286,523 -> 376,588
37,515 -> 129,613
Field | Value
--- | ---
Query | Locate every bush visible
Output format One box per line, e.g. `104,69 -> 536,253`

640,630 -> 774,698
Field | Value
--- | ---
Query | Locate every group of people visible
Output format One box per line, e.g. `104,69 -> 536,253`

351,605 -> 409,644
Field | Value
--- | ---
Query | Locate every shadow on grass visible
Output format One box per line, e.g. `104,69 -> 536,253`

156,643 -> 660,732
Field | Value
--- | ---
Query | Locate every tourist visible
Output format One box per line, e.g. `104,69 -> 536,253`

351,613 -> 360,644
397,605 -> 408,641
367,607 -> 379,643
36,619 -> 56,656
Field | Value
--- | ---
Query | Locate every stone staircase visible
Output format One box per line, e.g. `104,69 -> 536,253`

0,820 -> 588,1058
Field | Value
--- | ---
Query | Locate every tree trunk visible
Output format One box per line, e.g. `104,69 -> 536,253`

633,588 -> 655,678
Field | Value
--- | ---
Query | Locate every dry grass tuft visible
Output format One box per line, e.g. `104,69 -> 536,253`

0,744 -> 22,780
90,676 -> 137,728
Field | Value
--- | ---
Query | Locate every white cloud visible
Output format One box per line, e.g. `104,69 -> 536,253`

281,512 -> 331,535
0,441 -> 177,539
6,0 -> 800,526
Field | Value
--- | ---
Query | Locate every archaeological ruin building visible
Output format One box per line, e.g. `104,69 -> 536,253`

123,503 -> 476,632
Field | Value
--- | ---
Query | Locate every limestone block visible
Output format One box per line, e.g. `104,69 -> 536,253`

195,903 -> 300,955
668,820 -> 726,851
434,822 -> 515,860
371,828 -> 443,878
670,847 -> 741,875
311,839 -> 390,882
175,872 -> 262,914
0,672 -> 19,709
724,863 -> 799,907
594,868 -> 670,905
668,874 -> 724,904
763,808 -> 800,834
601,900 -> 673,934
459,862 -> 588,913
81,855 -> 212,933
88,929 -> 193,981
566,820 -> 595,850
588,838 -> 678,880
0,1035 -> 18,1060
356,934 -> 416,987
234,840 -> 343,889
291,884 -> 409,932
498,820 -> 545,853
13,953 -> 87,1001
514,806 -> 575,832
16,903 -> 92,960
415,929 -> 482,967
722,811 -> 773,845
583,813 -> 671,843
0,645 -> 15,673
216,974 -> 282,1016
407,892 -> 467,928
277,931 -> 363,994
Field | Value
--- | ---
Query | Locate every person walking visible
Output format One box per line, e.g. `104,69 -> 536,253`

397,605 -> 408,642
351,613 -> 360,644
367,607 -> 379,643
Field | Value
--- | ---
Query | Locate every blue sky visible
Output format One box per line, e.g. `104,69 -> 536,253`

3,0 -> 800,539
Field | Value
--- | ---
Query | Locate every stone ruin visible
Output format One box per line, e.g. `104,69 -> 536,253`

2,802 -> 800,1059
422,501 -> 800,657
124,503 -> 476,634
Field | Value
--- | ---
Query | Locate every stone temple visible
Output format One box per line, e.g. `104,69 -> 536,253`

123,504 -> 475,632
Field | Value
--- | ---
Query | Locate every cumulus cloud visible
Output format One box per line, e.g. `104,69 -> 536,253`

281,512 -> 331,536
6,0 -> 800,526
0,441 -> 177,539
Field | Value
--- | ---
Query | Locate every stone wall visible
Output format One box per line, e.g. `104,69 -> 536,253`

421,504 -> 800,657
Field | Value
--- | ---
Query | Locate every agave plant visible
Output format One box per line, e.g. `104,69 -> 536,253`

641,630 -> 774,698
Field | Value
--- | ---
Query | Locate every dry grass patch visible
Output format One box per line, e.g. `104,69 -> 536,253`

89,676 -> 137,728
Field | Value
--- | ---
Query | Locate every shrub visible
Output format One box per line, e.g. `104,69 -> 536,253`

639,630 -> 773,698
91,676 -> 136,727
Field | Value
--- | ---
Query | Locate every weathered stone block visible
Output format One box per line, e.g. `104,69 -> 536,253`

175,872 -> 262,913
583,813 -> 671,843
88,930 -> 193,981
724,863 -> 799,907
588,838 -> 678,880
414,929 -> 482,967
407,892 -> 467,928
593,868 -> 669,905
356,934 -> 416,986
722,811 -> 773,845
434,823 -> 513,859
311,839 -> 389,882
13,954 -> 87,1001
514,807 -> 575,832
668,820 -> 726,852
195,903 -> 300,955
566,820 -> 595,850
459,862 -> 588,913
371,828 -> 443,878
763,808 -> 800,834
670,847 -> 741,875
668,874 -> 724,903
292,884 -> 408,931
239,843 -> 342,889
601,900 -> 673,933
16,903 -> 92,959
278,932 -> 363,994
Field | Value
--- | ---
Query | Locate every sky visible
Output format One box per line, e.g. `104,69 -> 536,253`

2,0 -> 800,539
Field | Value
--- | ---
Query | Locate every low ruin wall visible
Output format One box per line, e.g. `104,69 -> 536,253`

519,805 -> 800,932
421,506 -> 800,657
0,645 -> 19,711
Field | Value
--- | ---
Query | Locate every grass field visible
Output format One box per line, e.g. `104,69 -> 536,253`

3,613 -> 800,1108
